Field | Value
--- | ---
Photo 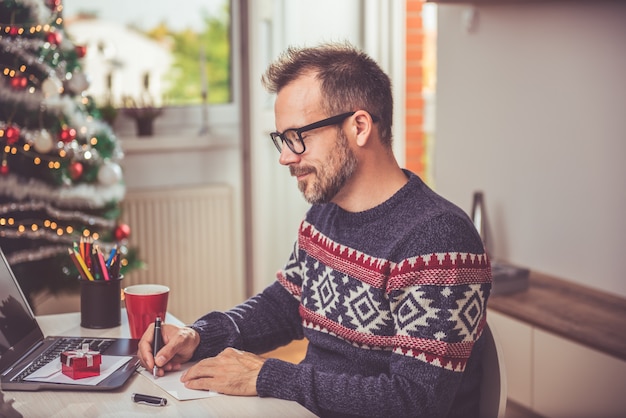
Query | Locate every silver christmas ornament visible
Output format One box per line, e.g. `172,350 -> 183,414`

41,76 -> 63,97
33,130 -> 55,153
65,71 -> 90,94
97,161 -> 122,186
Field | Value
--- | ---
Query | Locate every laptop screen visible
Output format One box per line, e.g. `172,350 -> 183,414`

0,249 -> 44,372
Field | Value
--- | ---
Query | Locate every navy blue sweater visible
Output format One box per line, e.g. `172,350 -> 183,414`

191,171 -> 492,417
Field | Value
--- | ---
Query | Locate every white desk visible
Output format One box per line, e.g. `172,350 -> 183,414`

8,311 -> 316,417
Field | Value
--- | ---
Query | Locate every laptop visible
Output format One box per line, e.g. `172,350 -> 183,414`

0,248 -> 139,391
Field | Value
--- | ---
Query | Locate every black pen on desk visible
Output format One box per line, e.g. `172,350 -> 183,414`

153,317 -> 164,378
131,393 -> 167,406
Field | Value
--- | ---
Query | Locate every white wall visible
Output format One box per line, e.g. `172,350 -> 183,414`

434,2 -> 626,297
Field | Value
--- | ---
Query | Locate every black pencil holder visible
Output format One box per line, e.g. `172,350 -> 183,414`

80,276 -> 123,329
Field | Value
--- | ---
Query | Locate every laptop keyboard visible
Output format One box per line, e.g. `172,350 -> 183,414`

12,337 -> 115,382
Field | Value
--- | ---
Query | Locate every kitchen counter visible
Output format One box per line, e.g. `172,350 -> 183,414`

488,270 -> 626,361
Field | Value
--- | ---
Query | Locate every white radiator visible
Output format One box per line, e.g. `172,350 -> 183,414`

121,185 -> 242,323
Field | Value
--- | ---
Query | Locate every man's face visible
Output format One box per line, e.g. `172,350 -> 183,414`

291,128 -> 357,204
274,74 -> 358,204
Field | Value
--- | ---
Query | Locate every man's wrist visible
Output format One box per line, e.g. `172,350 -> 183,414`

184,325 -> 202,359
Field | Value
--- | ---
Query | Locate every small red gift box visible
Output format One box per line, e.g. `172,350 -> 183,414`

60,343 -> 102,380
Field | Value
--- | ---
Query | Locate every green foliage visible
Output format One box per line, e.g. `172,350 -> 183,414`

145,5 -> 231,105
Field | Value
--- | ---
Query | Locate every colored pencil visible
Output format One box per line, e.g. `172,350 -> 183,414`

72,248 -> 94,281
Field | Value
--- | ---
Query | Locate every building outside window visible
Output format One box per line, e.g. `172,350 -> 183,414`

63,0 -> 234,139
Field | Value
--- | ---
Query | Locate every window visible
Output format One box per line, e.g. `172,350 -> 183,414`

62,0 -> 238,139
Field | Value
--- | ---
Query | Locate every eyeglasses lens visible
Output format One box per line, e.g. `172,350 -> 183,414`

283,130 -> 303,154
272,131 -> 304,154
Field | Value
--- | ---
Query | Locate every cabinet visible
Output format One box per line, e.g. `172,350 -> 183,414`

487,311 -> 532,407
488,272 -> 626,417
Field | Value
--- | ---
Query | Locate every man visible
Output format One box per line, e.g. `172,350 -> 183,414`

138,43 -> 491,417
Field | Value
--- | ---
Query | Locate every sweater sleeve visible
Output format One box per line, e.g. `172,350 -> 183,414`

189,281 -> 304,360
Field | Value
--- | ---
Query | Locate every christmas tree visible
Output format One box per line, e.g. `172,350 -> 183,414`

0,0 -> 139,306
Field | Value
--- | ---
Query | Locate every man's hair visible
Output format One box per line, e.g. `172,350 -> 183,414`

261,42 -> 393,147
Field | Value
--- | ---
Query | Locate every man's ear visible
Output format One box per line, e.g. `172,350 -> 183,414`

353,110 -> 374,147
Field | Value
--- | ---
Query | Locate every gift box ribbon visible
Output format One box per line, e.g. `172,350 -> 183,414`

64,343 -> 99,367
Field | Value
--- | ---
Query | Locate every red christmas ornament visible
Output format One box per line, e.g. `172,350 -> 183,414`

59,127 -> 77,143
68,161 -> 83,180
4,126 -> 20,145
46,31 -> 62,45
114,224 -> 131,241
75,45 -> 87,58
10,76 -> 28,90
9,26 -> 19,36
46,0 -> 62,10
0,161 -> 8,175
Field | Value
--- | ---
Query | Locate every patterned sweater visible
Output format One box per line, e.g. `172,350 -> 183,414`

190,171 -> 492,417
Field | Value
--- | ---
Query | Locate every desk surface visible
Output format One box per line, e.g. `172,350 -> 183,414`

8,311 -> 316,418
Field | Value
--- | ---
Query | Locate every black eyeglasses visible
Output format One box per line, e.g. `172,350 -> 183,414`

269,111 -> 355,155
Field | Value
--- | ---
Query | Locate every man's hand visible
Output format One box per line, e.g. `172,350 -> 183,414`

137,322 -> 201,376
180,347 -> 266,396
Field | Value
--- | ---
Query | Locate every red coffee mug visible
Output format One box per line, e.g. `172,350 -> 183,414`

123,284 -> 169,339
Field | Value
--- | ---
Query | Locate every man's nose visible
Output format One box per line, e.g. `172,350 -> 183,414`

278,144 -> 301,166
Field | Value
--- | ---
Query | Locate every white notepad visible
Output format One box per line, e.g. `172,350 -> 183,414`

139,363 -> 220,401
25,356 -> 133,386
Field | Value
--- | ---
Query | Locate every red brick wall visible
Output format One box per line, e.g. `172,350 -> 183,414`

405,0 -> 425,178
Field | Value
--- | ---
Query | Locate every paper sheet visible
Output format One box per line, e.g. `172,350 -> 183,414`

139,363 -> 220,400
25,355 -> 133,386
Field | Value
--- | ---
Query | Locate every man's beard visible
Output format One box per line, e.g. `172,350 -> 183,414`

290,130 -> 358,204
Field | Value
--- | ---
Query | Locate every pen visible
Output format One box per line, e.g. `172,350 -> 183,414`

131,393 -> 167,406
153,317 -> 163,378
